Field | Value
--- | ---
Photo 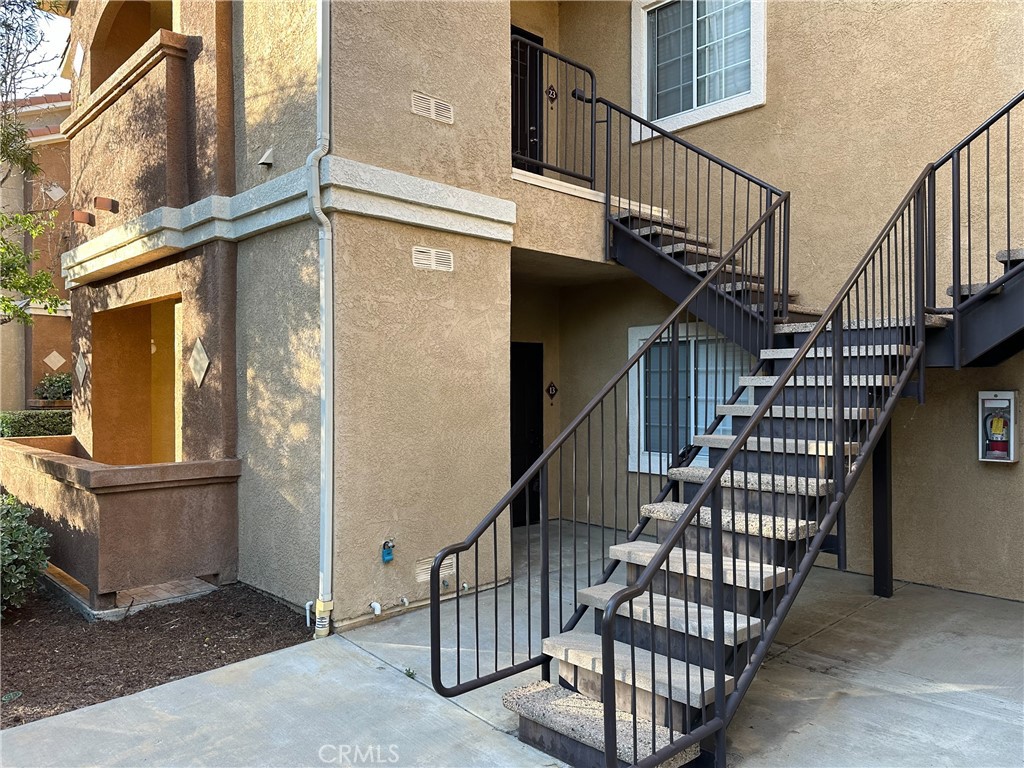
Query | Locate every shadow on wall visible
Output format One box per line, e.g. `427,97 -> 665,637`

57,0 -> 321,603
225,0 -> 322,607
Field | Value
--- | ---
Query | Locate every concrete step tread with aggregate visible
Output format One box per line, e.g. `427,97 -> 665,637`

760,344 -> 914,359
502,681 -> 700,768
738,374 -> 898,388
668,465 -> 835,497
577,582 -> 764,646
691,433 -> 860,457
543,629 -> 735,709
640,500 -> 820,540
608,540 -> 792,591
716,402 -> 880,420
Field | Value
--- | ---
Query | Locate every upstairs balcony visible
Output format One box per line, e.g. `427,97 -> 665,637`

62,29 -> 190,244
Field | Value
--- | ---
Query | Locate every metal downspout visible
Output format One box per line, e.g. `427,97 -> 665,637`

306,0 -> 333,638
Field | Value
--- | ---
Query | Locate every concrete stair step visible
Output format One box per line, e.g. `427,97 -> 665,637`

577,583 -> 763,645
760,344 -> 913,360
631,224 -> 711,247
718,281 -> 797,299
502,681 -> 700,767
761,302 -> 823,323
996,248 -> 1024,266
668,465 -> 835,497
716,402 -> 880,421
543,629 -> 734,709
774,315 -> 949,333
608,540 -> 791,591
946,282 -> 1003,298
738,374 -> 898,388
687,261 -> 761,278
663,241 -> 724,260
691,433 -> 860,457
612,201 -> 673,222
640,500 -> 819,541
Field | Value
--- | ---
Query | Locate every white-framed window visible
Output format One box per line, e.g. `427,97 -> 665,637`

627,323 -> 753,473
631,0 -> 766,138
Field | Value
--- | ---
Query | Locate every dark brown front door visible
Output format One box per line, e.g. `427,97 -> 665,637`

510,342 -> 544,527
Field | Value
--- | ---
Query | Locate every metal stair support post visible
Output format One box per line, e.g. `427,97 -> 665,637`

831,306 -> 847,571
540,464 -> 551,682
711,483 -> 728,768
872,424 -> 894,598
914,181 -> 927,404
951,151 -> 962,369
670,317 -> 681,503
764,190 -> 776,345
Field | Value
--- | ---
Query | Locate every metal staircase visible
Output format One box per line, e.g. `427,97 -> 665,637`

431,38 -> 1023,766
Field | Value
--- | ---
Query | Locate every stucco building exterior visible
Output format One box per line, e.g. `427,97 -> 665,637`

0,0 -> 1020,639
0,94 -> 73,412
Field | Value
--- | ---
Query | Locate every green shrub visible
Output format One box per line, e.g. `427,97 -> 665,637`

33,372 -> 72,401
0,410 -> 72,437
1,494 -> 51,616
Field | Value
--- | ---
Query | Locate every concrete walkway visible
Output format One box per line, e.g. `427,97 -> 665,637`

2,566 -> 1021,767
0,634 -> 565,768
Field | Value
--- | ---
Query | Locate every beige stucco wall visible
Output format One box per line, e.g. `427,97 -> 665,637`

842,350 -> 1024,601
512,1 -> 559,47
232,0 -> 316,194
511,179 -> 607,262
235,221 -> 321,609
331,213 -> 512,624
0,324 -> 27,411
557,0 -> 1023,308
331,0 -> 511,200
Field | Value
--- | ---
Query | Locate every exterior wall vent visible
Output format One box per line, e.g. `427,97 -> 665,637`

412,246 -> 454,272
416,555 -> 454,583
411,91 -> 454,124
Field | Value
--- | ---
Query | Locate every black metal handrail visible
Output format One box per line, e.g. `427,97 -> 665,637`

595,97 -> 783,195
926,88 -> 1023,367
430,192 -> 788,698
511,35 -> 597,186
933,90 -> 1024,168
597,97 -> 790,324
599,165 -> 932,766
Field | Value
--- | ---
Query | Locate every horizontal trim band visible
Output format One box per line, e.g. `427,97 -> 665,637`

60,159 -> 517,286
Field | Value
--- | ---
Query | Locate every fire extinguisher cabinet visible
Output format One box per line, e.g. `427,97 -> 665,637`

978,390 -> 1018,463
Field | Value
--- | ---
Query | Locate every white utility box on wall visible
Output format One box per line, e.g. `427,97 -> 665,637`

978,390 -> 1017,463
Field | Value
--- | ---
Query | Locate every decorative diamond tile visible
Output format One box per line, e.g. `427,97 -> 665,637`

74,353 -> 87,386
43,350 -> 67,370
189,338 -> 210,387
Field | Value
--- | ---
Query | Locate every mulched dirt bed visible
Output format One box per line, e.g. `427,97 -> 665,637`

1,583 -> 310,729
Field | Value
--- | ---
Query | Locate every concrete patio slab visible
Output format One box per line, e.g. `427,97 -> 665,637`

347,565 -> 1024,768
2,560 -> 1020,768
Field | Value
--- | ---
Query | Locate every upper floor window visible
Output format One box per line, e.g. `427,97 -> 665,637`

632,0 -> 766,136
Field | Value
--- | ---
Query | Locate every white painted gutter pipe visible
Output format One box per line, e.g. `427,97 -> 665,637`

306,0 -> 334,638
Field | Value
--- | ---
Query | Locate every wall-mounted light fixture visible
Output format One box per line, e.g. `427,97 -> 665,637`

71,210 -> 95,226
258,148 -> 274,168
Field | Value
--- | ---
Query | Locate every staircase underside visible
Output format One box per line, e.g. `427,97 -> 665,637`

925,263 -> 1024,367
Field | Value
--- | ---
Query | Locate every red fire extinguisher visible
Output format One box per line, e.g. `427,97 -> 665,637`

984,412 -> 1010,458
